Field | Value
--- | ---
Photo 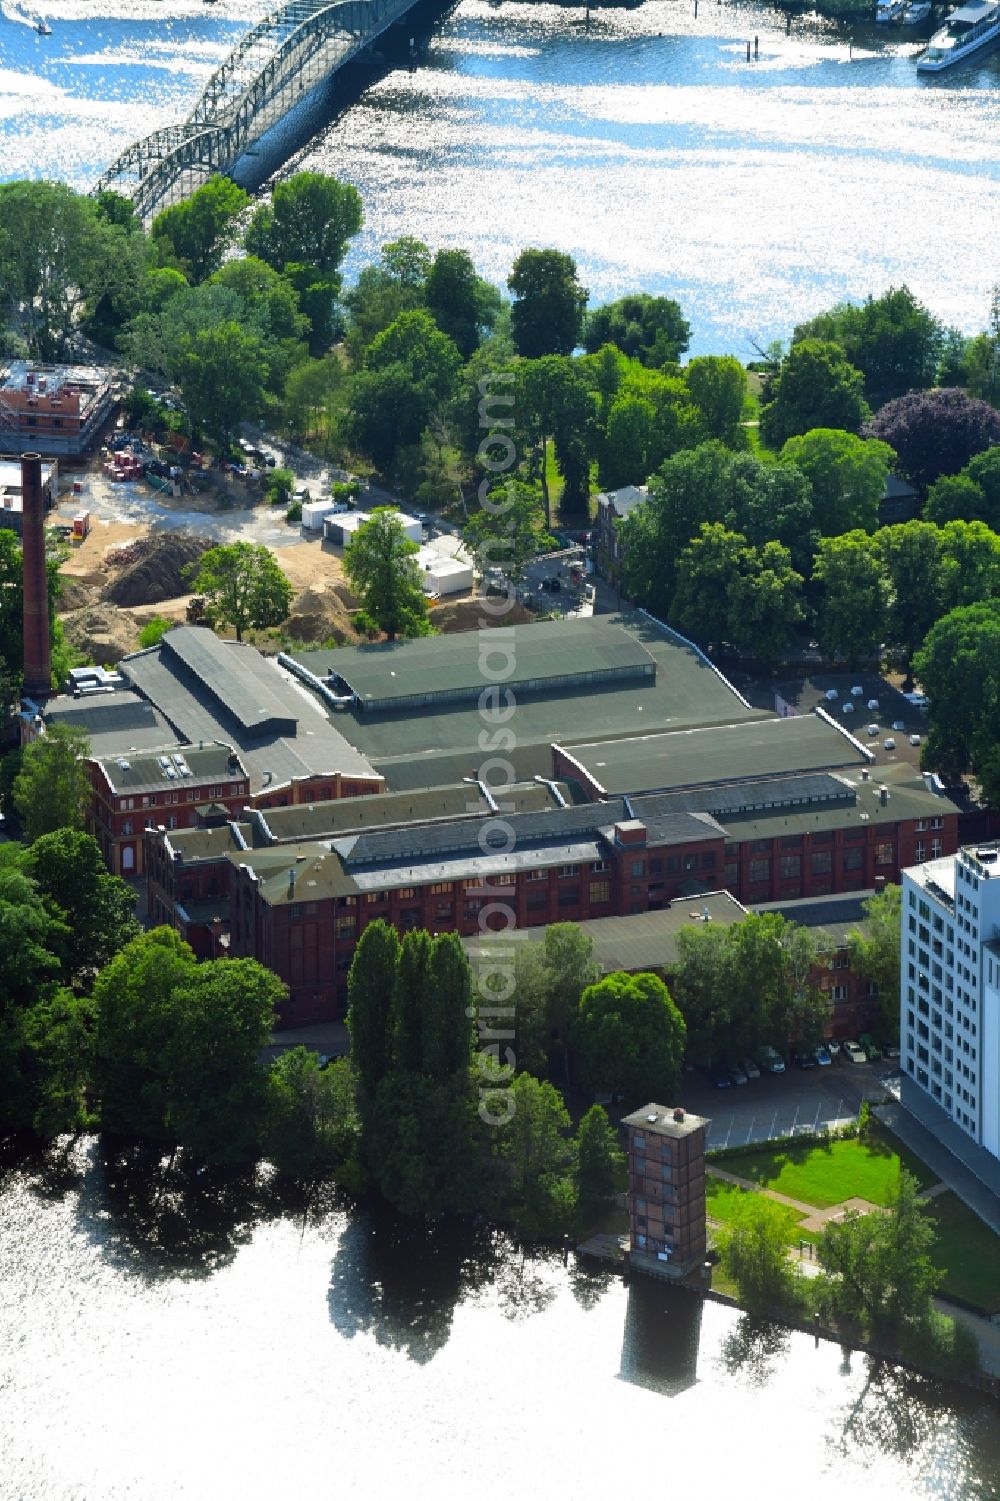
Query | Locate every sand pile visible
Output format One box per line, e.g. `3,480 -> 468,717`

104,533 -> 212,608
432,598 -> 536,634
60,603 -> 144,665
282,584 -> 359,646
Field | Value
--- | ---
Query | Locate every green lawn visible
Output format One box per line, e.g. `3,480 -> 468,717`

927,1191 -> 1000,1314
711,1129 -> 938,1210
706,1176 -> 805,1228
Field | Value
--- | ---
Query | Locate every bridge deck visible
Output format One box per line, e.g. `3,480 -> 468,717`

94,0 -> 418,221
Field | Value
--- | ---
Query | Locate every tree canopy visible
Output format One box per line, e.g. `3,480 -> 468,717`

865,388 -> 1000,492
759,339 -> 870,449
779,428 -> 895,536
187,542 -> 293,641
343,507 -> 431,640
507,248 -> 588,359
13,725 -> 91,844
151,175 -> 249,284
793,286 -> 944,403
574,971 -> 686,1103
583,293 -> 690,367
245,171 -> 363,276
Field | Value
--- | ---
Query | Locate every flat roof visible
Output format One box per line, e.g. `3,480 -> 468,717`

620,1104 -> 710,1140
464,892 -> 747,975
43,690 -> 175,756
292,615 -> 656,708
560,711 -> 868,797
753,891 -> 877,947
96,742 -> 244,795
304,613 -> 766,785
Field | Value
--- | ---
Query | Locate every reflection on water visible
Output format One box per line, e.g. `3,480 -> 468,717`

1,1136 -> 999,1500
619,1275 -> 703,1395
3,1 -> 1000,351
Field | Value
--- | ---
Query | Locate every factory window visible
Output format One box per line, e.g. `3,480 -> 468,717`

395,887 -> 416,899
121,820 -> 133,836
875,842 -> 895,866
749,858 -> 770,883
430,882 -> 453,895
931,839 -> 943,858
779,854 -> 800,879
365,893 -> 382,905
526,870 -> 547,882
167,816 -> 177,830
701,851 -> 716,869
590,880 -> 611,905
559,886 -> 579,907
811,851 -> 832,876
915,843 -> 926,863
559,865 -> 580,878
335,916 -> 355,937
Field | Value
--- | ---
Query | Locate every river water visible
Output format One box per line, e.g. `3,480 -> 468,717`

1,1137 -> 999,1500
2,0 -> 1000,352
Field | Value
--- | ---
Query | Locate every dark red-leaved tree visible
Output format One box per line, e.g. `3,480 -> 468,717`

864,387 -> 1000,491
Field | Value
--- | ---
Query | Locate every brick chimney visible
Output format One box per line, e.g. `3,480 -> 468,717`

21,453 -> 51,701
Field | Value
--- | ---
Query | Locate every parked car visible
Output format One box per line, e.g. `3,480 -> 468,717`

756,1045 -> 786,1074
814,1045 -> 833,1067
826,1040 -> 842,1058
859,1034 -> 882,1061
729,1061 -> 748,1086
742,1056 -> 761,1080
903,692 -> 929,712
709,1064 -> 733,1089
842,1040 -> 868,1064
883,1043 -> 901,1060
791,1049 -> 818,1070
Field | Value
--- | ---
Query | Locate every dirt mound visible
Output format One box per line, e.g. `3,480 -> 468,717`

103,533 -> 212,608
56,575 -> 99,613
283,584 -> 359,646
433,598 -> 536,634
60,603 -> 143,665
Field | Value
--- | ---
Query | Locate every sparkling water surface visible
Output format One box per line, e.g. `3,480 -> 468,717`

1,1138 -> 999,1501
2,0 -> 1000,351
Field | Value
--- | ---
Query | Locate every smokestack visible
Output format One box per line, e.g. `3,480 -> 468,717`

21,454 -> 51,701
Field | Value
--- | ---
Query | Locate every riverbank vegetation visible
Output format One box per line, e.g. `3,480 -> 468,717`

714,1148 -> 984,1382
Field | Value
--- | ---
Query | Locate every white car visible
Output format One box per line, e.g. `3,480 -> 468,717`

843,1040 -> 868,1064
904,692 -> 929,712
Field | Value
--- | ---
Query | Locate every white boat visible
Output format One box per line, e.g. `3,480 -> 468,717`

918,0 -> 1000,66
876,0 -> 907,21
902,0 -> 933,19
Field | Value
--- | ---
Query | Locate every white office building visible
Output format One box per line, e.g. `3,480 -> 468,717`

901,847 -> 1000,1159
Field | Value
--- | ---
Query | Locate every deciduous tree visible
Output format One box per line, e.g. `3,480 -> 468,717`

759,339 -> 870,449
13,724 -> 91,843
583,293 -> 690,367
848,885 -> 902,1043
574,971 -> 686,1104
779,428 -> 895,537
187,542 -> 293,641
793,286 -> 944,403
151,175 -> 249,284
508,248 -> 588,359
865,388 -> 1000,492
343,507 -> 431,640
244,171 -> 362,275
812,531 -> 889,666
719,1193 -> 802,1312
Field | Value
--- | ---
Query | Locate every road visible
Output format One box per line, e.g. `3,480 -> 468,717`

679,1059 -> 900,1149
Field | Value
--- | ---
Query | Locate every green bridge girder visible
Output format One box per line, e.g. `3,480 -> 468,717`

93,0 -> 416,222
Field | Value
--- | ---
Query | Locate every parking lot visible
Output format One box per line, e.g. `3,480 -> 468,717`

678,1058 -> 901,1150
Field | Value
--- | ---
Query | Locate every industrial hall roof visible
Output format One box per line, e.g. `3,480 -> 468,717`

558,711 -> 870,797
118,628 -> 379,792
291,615 -> 656,710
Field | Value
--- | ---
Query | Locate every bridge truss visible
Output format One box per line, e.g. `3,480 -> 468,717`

93,0 -> 415,222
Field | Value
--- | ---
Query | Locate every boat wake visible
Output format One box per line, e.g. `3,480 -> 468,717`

1,1 -> 51,30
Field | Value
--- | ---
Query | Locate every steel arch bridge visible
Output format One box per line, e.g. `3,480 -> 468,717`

93,0 -> 416,222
